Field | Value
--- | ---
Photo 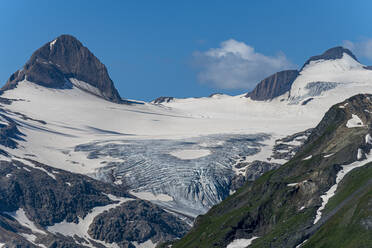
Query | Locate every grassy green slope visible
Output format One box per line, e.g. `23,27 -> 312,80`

303,164 -> 372,248
169,94 -> 372,248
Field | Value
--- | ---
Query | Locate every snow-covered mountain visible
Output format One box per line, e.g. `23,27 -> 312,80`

1,35 -> 372,247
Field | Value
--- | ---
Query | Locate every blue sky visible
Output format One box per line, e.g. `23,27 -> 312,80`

1,0 -> 372,101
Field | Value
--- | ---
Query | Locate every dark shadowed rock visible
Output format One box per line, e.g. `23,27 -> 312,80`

301,46 -> 358,70
152,96 -> 175,104
2,35 -> 122,103
230,175 -> 246,191
88,200 -> 189,245
246,70 -> 299,101
245,160 -> 281,181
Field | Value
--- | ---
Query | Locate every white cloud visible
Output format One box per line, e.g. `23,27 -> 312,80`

193,39 -> 295,90
343,39 -> 372,60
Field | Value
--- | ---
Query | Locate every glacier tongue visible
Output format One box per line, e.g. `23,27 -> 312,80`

74,133 -> 270,217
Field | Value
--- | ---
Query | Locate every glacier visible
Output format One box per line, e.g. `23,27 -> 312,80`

75,133 -> 269,217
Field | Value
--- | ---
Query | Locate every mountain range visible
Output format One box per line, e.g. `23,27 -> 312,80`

0,34 -> 371,247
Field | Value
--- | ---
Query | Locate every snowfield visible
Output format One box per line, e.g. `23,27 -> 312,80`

346,114 -> 365,128
226,236 -> 259,248
2,52 -> 372,220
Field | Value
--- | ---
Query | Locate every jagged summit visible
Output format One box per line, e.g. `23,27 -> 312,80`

301,46 -> 358,70
246,46 -> 361,102
246,69 -> 299,100
2,34 -> 122,103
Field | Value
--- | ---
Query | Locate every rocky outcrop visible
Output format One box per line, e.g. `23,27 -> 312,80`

246,70 -> 299,101
88,200 -> 189,246
301,46 -> 358,70
0,119 -> 25,149
272,128 -> 313,160
152,96 -> 175,104
245,160 -> 281,181
2,35 -> 122,103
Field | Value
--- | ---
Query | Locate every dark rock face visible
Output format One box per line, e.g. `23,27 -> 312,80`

245,160 -> 281,181
301,46 -> 358,70
2,35 -> 122,103
0,159 -> 127,226
0,118 -> 25,149
246,70 -> 299,101
230,175 -> 246,192
0,157 -> 189,247
152,96 -> 174,104
88,200 -> 189,245
272,128 -> 313,160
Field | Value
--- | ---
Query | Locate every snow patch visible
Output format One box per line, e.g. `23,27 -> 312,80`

296,239 -> 308,248
21,233 -> 37,242
133,239 -> 157,248
226,236 -> 259,248
130,190 -> 173,202
357,148 -> 363,160
13,159 -> 57,180
339,102 -> 349,109
69,78 -> 103,97
287,180 -> 307,187
169,149 -> 211,160
324,153 -> 335,158
287,183 -> 299,187
365,134 -> 372,144
49,39 -> 57,50
346,114 -> 364,128
302,155 -> 312,160
314,150 -> 372,224
4,208 -> 46,234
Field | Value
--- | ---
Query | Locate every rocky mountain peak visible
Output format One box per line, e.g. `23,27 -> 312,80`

246,46 -> 360,102
2,34 -> 123,103
301,46 -> 358,70
246,69 -> 299,101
